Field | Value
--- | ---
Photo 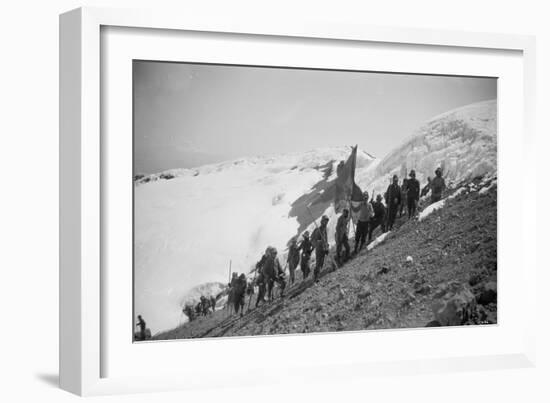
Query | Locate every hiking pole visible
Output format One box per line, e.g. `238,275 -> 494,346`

348,196 -> 356,240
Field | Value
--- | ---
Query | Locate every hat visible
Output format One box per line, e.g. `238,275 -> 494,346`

321,215 -> 329,222
409,169 -> 416,176
303,231 -> 310,237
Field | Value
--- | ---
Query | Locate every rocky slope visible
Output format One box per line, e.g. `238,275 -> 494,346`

154,177 -> 497,340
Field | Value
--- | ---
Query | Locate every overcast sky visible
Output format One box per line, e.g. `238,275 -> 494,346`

133,61 -> 497,174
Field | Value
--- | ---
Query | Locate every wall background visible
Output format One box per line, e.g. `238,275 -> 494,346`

0,1 -> 547,402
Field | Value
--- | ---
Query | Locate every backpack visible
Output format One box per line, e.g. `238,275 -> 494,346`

311,227 -> 324,248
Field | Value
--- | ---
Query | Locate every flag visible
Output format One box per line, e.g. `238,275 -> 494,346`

289,145 -> 364,233
334,145 -> 364,223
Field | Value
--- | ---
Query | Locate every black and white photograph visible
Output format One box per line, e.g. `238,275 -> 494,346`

132,61 -> 498,342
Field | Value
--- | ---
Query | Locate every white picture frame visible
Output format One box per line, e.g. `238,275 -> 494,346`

60,6 -> 537,396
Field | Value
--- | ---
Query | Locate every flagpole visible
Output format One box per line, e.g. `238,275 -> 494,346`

349,145 -> 358,240
348,196 -> 356,239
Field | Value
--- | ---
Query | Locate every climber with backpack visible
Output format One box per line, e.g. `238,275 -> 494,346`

311,215 -> 330,282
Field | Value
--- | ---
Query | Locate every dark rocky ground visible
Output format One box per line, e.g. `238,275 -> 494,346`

154,178 -> 497,340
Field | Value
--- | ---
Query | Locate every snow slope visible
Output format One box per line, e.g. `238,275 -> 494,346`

134,147 -> 374,333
